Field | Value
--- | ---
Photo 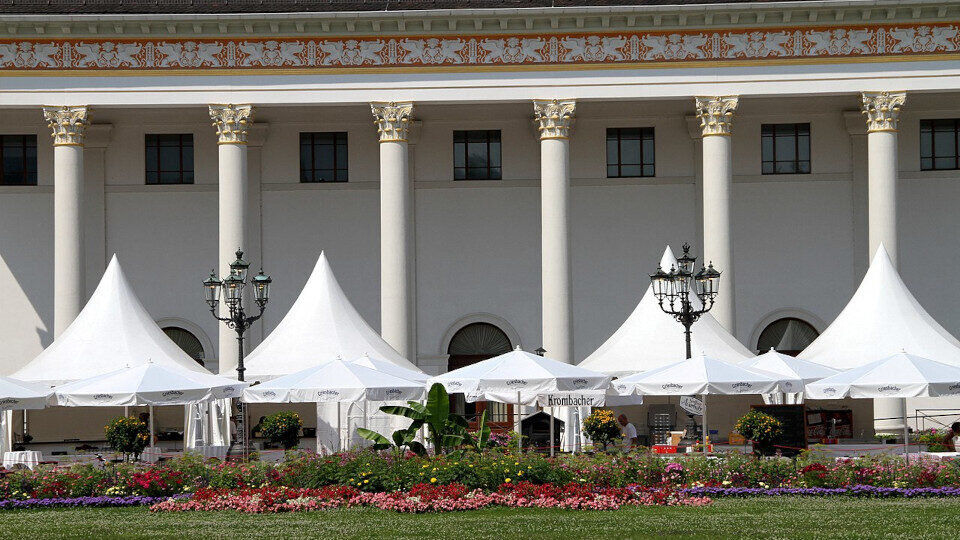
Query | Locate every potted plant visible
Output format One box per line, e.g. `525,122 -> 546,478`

261,411 -> 303,450
582,409 -> 621,452
104,415 -> 150,462
734,410 -> 783,456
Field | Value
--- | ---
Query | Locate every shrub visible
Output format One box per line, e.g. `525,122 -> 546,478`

105,416 -> 150,461
261,411 -> 303,450
582,409 -> 621,450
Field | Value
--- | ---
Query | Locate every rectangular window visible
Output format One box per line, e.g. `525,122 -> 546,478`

606,127 -> 655,178
300,132 -> 348,182
0,134 -> 38,186
453,130 -> 501,180
761,123 -> 811,175
145,134 -> 194,184
920,119 -> 960,171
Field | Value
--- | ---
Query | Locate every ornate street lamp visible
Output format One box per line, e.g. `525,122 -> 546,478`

203,249 -> 271,459
650,243 -> 721,360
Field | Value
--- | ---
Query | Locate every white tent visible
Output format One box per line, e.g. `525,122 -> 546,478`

239,252 -> 419,379
579,246 -> 753,376
806,351 -> 960,461
744,348 -> 840,405
13,256 -> 210,385
240,252 -> 425,452
243,357 -> 426,453
614,354 -> 799,452
429,347 -> 611,454
52,363 -> 246,407
799,245 -> 960,370
0,378 -> 52,455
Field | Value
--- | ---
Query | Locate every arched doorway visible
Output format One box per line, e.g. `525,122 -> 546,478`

162,326 -> 206,367
756,317 -> 819,356
447,322 -> 513,429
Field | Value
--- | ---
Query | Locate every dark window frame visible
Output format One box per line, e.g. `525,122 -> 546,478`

453,129 -> 502,181
299,131 -> 349,183
761,123 -> 811,175
920,119 -> 960,171
606,127 -> 655,178
145,133 -> 194,185
0,134 -> 38,186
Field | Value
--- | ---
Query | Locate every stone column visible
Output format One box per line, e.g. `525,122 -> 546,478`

862,91 -> 905,267
862,91 -> 907,433
43,106 -> 90,338
533,99 -> 576,366
695,96 -> 739,334
371,101 -> 415,361
209,104 -> 253,372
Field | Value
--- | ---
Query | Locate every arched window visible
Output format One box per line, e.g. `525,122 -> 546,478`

163,326 -> 206,367
756,317 -> 819,356
447,322 -> 513,427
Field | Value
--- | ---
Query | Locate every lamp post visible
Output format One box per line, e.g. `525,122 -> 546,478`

649,243 -> 721,360
203,249 -> 272,458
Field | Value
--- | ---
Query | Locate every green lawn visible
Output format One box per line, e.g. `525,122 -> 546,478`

2,498 -> 959,539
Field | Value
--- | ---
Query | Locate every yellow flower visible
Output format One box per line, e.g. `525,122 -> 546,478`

363,479 -> 369,484
505,478 -> 512,483
430,477 -> 437,483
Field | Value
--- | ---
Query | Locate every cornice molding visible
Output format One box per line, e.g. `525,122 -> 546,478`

4,22 -> 959,73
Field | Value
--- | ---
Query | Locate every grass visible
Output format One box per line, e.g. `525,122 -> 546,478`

2,497 -> 959,539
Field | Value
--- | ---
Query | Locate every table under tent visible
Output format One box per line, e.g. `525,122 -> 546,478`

10,256 -> 232,461
799,245 -> 960,440
578,245 -> 754,447
239,252 -> 425,453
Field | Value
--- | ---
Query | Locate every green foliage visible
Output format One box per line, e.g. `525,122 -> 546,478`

914,428 -> 950,452
379,383 -> 467,454
582,409 -> 621,450
261,411 -> 303,450
104,416 -> 150,461
462,411 -> 493,456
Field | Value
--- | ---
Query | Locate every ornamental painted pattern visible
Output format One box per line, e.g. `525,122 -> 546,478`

1,24 -> 959,71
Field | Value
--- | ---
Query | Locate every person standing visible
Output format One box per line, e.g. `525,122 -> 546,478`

940,422 -> 960,452
618,414 -> 638,450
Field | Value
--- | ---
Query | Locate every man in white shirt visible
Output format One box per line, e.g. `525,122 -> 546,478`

618,414 -> 638,450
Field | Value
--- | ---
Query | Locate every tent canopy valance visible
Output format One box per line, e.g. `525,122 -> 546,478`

240,252 -> 421,380
13,256 -> 211,386
579,246 -> 752,377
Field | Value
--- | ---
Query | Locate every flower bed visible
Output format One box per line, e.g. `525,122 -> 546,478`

2,448 -> 960,505
149,483 -> 711,513
0,495 -> 187,510
684,486 -> 960,498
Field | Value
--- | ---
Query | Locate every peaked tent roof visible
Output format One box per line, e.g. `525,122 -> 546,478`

578,246 -> 753,376
240,252 -> 420,380
13,256 -> 210,386
805,351 -> 960,399
799,245 -> 960,370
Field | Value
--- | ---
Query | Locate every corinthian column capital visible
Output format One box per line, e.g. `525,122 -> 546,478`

209,104 -> 254,144
533,99 -> 576,140
370,101 -> 414,143
695,96 -> 739,137
861,91 -> 906,133
43,106 -> 90,146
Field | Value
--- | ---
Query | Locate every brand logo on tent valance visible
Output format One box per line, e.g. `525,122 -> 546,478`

318,390 -> 340,397
262,391 -> 277,398
0,398 -> 19,406
822,387 -> 838,397
161,391 -> 184,397
506,379 -> 528,388
661,383 -> 683,391
781,381 -> 794,391
731,382 -> 753,393
385,388 -> 403,397
93,394 -> 114,401
878,385 -> 901,394
948,383 -> 960,394
571,378 -> 588,389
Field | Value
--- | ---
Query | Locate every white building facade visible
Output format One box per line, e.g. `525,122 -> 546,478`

3,0 -> 960,441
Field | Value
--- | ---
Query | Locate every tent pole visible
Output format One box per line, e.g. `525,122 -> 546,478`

148,405 -> 155,461
516,391 -> 522,453
701,394 -> 708,455
362,400 -> 368,448
336,402 -> 342,454
902,398 -> 910,464
549,405 -> 555,457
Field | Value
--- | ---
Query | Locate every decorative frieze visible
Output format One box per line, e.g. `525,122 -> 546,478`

42,106 -> 90,146
370,101 -> 413,143
533,99 -> 576,140
1,23 -> 958,72
209,104 -> 253,144
861,91 -> 906,133
695,96 -> 739,137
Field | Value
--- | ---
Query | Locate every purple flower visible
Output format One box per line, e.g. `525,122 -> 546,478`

681,486 -> 960,498
0,494 -> 190,510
